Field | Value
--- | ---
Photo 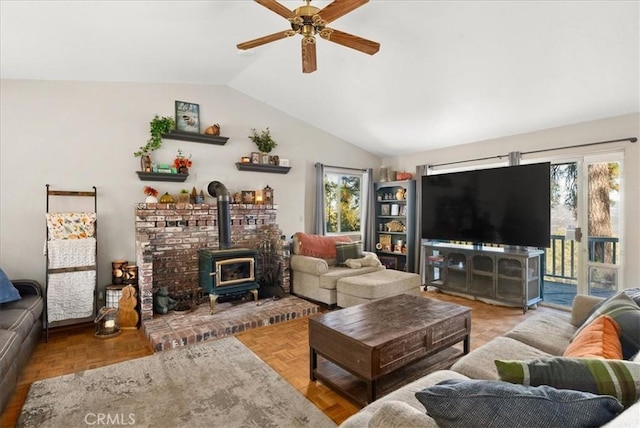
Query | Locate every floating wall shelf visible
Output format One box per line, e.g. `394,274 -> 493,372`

162,131 -> 229,145
235,162 -> 291,174
136,171 -> 188,182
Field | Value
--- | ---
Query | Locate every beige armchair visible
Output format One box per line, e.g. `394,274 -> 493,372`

289,232 -> 384,307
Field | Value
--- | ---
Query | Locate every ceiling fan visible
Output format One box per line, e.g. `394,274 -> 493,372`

237,0 -> 380,73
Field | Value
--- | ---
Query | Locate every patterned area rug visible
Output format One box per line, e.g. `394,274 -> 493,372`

19,337 -> 336,428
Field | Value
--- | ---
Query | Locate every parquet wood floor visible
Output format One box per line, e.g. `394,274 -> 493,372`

1,291 -> 567,427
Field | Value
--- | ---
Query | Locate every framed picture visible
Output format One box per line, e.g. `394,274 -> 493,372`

399,205 -> 407,216
241,190 -> 255,204
250,152 -> 261,164
391,204 -> 400,216
269,155 -> 279,166
380,204 -> 390,216
261,153 -> 270,165
175,101 -> 200,133
379,256 -> 398,270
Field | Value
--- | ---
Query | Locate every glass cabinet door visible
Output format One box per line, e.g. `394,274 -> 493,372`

496,257 -> 523,303
470,254 -> 494,297
445,252 -> 468,291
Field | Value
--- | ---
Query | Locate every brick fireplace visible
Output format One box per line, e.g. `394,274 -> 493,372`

134,202 -> 291,325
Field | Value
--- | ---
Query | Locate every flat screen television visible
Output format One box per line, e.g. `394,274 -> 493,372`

421,163 -> 551,248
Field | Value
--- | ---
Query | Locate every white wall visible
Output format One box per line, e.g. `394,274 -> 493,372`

384,113 -> 640,289
0,80 -> 381,286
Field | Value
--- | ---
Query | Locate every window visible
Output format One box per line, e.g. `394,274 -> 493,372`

324,170 -> 362,234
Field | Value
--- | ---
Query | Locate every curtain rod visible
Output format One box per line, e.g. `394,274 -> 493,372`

427,136 -> 637,169
318,163 -> 368,172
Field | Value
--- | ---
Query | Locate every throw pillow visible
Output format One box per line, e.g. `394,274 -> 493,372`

345,254 -> 382,269
0,268 -> 22,304
415,378 -> 623,428
335,241 -> 363,265
293,232 -> 351,259
495,357 -> 640,408
572,291 -> 640,359
563,315 -> 623,359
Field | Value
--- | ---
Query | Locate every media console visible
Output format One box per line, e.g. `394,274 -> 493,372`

420,241 -> 543,313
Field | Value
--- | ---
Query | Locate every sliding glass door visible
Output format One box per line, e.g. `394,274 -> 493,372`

543,153 -> 623,307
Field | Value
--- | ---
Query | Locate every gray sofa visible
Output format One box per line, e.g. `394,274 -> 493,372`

0,280 -> 44,413
340,294 -> 640,427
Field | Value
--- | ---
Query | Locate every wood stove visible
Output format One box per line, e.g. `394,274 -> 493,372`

198,248 -> 260,314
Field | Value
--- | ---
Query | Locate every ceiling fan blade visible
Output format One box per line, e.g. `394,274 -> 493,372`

237,30 -> 293,50
319,28 -> 380,55
302,38 -> 317,73
254,0 -> 296,20
318,0 -> 369,24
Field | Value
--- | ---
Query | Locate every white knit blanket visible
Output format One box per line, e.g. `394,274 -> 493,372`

47,238 -> 96,269
47,270 -> 96,322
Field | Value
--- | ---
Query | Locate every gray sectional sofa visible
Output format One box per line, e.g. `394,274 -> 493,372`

0,280 -> 44,413
340,293 -> 640,427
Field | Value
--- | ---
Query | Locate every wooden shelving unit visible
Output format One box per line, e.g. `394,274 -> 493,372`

374,180 -> 416,272
235,162 -> 291,174
162,131 -> 229,145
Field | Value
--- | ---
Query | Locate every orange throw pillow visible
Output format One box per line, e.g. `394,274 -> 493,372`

294,232 -> 351,259
564,315 -> 623,359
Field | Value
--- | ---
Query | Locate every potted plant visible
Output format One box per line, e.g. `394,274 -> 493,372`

178,189 -> 190,204
134,115 -> 175,171
249,127 -> 278,154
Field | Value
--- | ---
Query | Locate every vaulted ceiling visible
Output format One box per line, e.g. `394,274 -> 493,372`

1,1 -> 638,157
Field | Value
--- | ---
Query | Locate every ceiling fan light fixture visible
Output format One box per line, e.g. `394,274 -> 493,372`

238,0 -> 379,73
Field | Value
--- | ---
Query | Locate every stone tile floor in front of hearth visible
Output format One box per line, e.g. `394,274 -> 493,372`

143,294 -> 320,351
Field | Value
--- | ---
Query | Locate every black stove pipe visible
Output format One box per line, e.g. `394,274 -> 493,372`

207,181 -> 232,249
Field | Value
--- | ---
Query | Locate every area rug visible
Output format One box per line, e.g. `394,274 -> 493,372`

19,337 -> 336,428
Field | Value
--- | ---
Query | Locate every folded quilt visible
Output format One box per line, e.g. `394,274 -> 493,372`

47,270 -> 95,322
47,238 -> 96,269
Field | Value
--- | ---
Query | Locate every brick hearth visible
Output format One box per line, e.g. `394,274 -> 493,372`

134,202 -> 297,349
144,295 -> 319,351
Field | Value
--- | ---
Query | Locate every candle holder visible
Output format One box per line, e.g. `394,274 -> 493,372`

263,185 -> 274,204
95,307 -> 120,339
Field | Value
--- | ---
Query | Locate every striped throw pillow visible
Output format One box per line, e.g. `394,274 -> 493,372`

495,357 -> 640,408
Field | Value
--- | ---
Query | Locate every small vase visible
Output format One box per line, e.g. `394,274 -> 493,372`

141,153 -> 153,172
145,195 -> 158,203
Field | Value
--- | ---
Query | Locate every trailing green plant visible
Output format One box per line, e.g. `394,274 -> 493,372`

134,115 -> 175,157
249,127 -> 278,153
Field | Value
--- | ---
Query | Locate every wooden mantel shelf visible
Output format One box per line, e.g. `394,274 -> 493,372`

235,162 -> 291,174
162,131 -> 229,145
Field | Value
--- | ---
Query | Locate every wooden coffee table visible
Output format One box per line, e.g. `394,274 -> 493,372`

309,294 -> 471,405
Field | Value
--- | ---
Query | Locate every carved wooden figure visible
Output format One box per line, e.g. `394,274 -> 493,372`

116,285 -> 139,330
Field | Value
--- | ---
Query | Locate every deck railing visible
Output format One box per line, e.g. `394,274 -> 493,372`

544,235 -> 619,282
